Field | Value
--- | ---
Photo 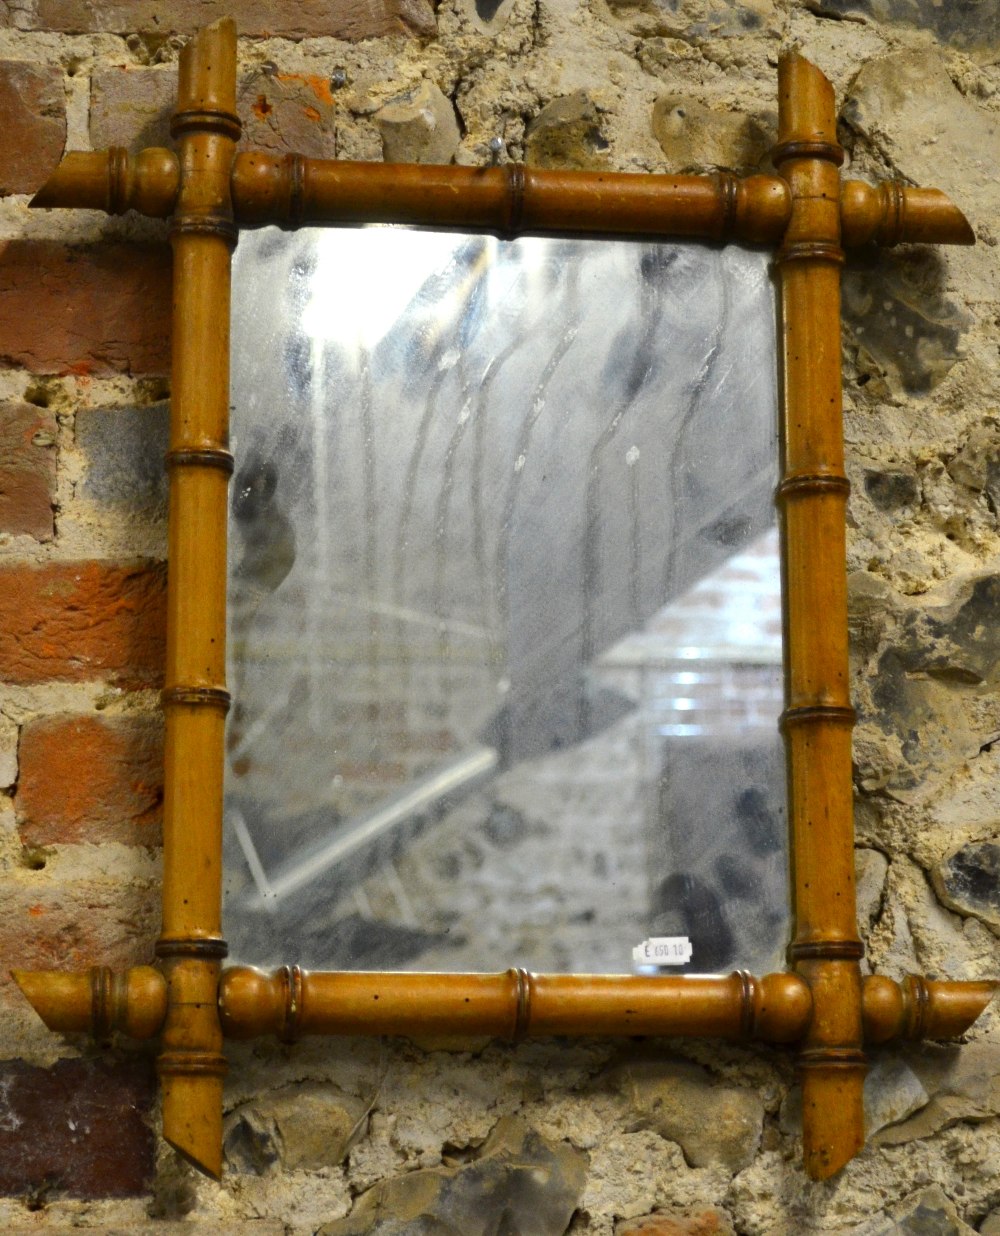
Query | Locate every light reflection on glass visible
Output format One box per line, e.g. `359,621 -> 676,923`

224,226 -> 788,975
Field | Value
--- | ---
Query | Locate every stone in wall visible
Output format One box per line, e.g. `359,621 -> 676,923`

864,574 -> 1000,796
651,97 -> 771,172
28,1 -> 437,41
600,0 -> 778,42
224,1082 -> 370,1173
318,1116 -> 587,1234
376,81 -> 461,164
842,49 -> 1000,224
842,252 -> 972,395
872,1041 -> 1000,1146
948,418 -> 1000,518
612,1057 -> 763,1172
844,1185 -> 977,1234
80,1227 -> 285,1235
866,852 -> 999,983
76,402 -> 170,511
933,839 -> 1000,930
458,0 -> 516,34
856,846 -> 889,929
525,92 -> 610,170
848,569 -> 900,673
862,1056 -> 929,1137
807,0 -> 1000,50
863,469 -> 918,514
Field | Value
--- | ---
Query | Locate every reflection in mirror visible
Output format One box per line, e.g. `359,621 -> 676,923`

224,226 -> 788,974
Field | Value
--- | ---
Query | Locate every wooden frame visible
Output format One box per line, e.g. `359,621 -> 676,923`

11,17 -> 996,1185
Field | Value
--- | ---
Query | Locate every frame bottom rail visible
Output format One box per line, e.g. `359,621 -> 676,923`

219,967 -> 811,1043
14,965 -> 994,1047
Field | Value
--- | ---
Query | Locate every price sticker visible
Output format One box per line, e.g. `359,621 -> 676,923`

632,936 -> 693,967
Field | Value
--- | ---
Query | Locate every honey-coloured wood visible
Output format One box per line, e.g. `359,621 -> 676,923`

231,156 -> 793,242
31,146 -> 976,252
14,964 -> 992,1052
216,968 -> 991,1045
155,14 -> 240,1182
218,968 -> 813,1043
30,147 -> 179,217
862,974 -> 997,1044
774,51 -> 866,1181
840,180 -> 975,248
11,966 -> 167,1039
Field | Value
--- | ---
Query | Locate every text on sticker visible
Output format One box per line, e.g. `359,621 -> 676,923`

632,936 -> 693,966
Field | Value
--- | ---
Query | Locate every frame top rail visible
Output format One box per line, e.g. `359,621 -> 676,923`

31,147 -> 973,248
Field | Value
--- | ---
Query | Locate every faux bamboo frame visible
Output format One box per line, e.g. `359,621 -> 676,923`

11,17 -> 996,1185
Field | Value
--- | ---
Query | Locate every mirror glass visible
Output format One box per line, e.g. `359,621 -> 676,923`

224,225 -> 788,975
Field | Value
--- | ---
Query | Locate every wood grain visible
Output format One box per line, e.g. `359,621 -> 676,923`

155,15 -> 239,1182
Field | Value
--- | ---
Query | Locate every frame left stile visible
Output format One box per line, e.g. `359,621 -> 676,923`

10,16 -> 996,1184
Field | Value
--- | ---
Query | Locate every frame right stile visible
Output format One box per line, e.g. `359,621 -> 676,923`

10,17 -> 997,1185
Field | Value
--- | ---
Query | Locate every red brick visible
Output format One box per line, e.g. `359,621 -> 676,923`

89,65 -> 177,152
332,700 -> 406,725
17,713 -> 163,846
0,1058 -> 155,1198
33,0 -> 436,40
0,62 -> 66,196
383,728 -> 455,753
237,70 -> 337,157
1,876 -> 158,1002
0,400 -> 57,540
617,1214 -> 735,1236
0,241 -> 171,377
0,560 -> 166,687
336,759 -> 408,782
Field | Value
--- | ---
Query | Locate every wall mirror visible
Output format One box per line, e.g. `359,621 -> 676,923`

224,227 -> 787,976
11,14 -> 997,1189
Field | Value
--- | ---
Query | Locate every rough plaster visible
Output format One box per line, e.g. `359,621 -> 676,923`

0,0 -> 999,1232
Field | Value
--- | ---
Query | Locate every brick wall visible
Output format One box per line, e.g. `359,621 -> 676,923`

0,50 -> 171,1204
0,2 -> 999,1233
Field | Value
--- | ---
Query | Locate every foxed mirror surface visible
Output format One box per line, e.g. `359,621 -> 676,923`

223,225 -> 788,975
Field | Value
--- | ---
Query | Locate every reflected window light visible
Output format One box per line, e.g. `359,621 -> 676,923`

300,228 -> 556,352
301,227 -> 492,348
